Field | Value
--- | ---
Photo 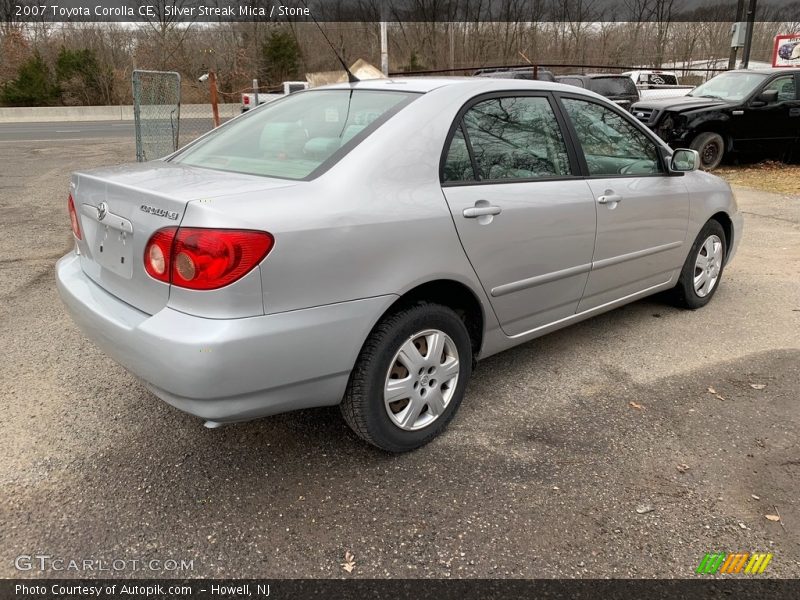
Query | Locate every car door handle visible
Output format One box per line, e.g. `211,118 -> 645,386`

463,204 -> 502,218
597,193 -> 623,205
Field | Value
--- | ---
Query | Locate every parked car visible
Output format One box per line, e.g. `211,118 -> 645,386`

622,70 -> 694,100
242,81 -> 308,112
57,78 -> 741,452
631,68 -> 800,170
474,67 -> 555,82
555,74 -> 639,109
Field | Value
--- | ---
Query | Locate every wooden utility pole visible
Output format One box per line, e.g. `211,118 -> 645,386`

208,70 -> 220,128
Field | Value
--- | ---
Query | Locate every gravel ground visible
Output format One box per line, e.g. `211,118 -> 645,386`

0,138 -> 798,579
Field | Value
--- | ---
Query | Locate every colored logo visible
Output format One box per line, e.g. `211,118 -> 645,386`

696,552 -> 773,574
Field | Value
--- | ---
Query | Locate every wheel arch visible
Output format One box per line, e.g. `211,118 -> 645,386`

709,211 -> 734,262
378,279 -> 486,359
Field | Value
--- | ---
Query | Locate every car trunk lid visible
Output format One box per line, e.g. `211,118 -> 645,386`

72,161 -> 295,315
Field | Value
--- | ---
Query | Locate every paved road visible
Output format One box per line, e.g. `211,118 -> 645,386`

0,120 -> 135,142
0,138 -> 798,579
0,118 -> 221,143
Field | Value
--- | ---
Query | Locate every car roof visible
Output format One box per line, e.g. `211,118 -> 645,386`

728,68 -> 800,75
320,76 -> 587,95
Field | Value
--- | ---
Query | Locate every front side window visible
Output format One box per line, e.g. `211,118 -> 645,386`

562,98 -> 663,176
446,96 -> 571,182
762,76 -> 797,102
173,90 -> 417,180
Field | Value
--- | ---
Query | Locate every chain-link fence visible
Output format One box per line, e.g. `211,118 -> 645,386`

132,70 -> 181,162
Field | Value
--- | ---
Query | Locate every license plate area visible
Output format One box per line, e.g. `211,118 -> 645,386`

80,203 -> 134,279
95,225 -> 133,278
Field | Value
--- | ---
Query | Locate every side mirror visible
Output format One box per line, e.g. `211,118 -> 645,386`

670,148 -> 700,173
753,89 -> 779,106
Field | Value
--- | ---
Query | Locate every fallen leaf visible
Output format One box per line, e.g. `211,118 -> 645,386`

636,504 -> 655,514
341,551 -> 356,573
765,514 -> 781,522
750,383 -> 767,390
707,386 -> 716,394
676,463 -> 690,473
739,522 -> 748,529
751,494 -> 760,501
715,394 -> 726,401
629,401 -> 644,410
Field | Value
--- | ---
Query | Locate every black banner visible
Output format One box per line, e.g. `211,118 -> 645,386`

3,0 -> 800,23
4,579 -> 800,600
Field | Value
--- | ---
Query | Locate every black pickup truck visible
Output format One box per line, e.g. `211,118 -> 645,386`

631,68 -> 800,170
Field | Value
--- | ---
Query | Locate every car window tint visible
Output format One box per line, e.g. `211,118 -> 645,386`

173,90 -> 417,180
443,127 -> 476,182
562,98 -> 663,176
561,77 -> 585,88
460,96 -> 571,181
589,77 -> 638,97
763,76 -> 796,102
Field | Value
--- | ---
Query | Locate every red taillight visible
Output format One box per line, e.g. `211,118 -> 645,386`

243,95 -> 250,105
144,227 -> 273,290
68,194 -> 82,240
143,227 -> 177,283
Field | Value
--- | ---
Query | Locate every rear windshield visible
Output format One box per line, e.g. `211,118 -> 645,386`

590,77 -> 638,97
173,89 -> 418,180
642,73 -> 678,86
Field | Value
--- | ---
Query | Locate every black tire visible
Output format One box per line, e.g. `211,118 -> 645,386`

341,303 -> 473,452
670,220 -> 727,310
690,132 -> 725,171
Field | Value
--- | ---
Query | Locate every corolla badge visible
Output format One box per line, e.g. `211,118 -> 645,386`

140,205 -> 180,220
96,202 -> 108,221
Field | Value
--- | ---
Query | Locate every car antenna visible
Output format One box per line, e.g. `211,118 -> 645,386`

299,0 -> 359,84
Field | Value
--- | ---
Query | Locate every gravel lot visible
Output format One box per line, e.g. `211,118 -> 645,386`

0,138 -> 798,579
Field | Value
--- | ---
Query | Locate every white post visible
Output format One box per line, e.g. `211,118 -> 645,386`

380,21 -> 389,76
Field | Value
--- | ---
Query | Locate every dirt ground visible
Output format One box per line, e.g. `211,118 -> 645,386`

0,139 -> 798,579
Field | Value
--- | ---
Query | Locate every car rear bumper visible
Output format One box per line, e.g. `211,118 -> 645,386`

56,252 -> 396,422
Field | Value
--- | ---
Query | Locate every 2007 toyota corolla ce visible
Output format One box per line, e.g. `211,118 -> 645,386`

57,78 -> 742,452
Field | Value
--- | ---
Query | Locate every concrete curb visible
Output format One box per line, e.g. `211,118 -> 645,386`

0,103 -> 250,123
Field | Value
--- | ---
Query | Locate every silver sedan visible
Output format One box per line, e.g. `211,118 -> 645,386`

56,77 -> 742,451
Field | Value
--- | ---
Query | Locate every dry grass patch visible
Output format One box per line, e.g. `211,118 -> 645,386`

716,161 -> 800,195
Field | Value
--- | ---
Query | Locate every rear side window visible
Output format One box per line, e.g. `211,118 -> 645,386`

442,127 -> 475,182
590,77 -> 638,97
173,90 -> 417,180
444,96 -> 571,182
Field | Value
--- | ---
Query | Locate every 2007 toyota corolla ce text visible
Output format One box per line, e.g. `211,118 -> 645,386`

57,78 -> 742,452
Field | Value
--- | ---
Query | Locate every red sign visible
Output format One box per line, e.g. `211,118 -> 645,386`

772,33 -> 800,67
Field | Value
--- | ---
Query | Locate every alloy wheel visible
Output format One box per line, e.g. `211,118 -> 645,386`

693,234 -> 723,297
383,329 -> 460,431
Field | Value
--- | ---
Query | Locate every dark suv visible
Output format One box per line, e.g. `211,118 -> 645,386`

555,74 -> 640,110
631,68 -> 800,170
